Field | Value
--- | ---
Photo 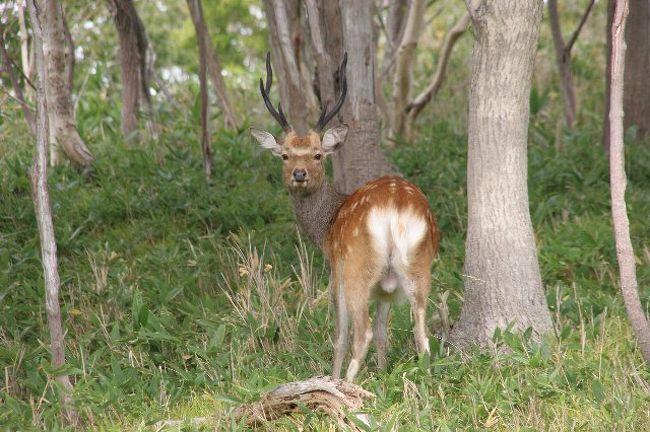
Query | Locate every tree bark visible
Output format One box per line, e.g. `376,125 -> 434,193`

37,0 -> 94,169
335,0 -> 397,193
608,0 -> 650,363
108,0 -> 152,138
0,20 -> 36,134
382,0 -> 409,79
186,0 -> 213,177
18,2 -> 34,93
262,0 -> 311,134
27,0 -> 77,425
390,0 -> 426,139
403,12 -> 470,142
603,0 -> 615,152
449,0 -> 553,349
623,0 -> 650,140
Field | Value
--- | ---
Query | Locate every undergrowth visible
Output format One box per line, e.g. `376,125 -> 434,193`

1,118 -> 650,430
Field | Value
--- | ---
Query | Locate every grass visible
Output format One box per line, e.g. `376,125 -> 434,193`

1,109 -> 650,430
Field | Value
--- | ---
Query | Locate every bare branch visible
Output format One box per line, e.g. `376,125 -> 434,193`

565,0 -> 596,57
404,12 -> 470,139
0,19 -> 36,133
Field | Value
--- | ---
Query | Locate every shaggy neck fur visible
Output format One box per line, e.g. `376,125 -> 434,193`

290,181 -> 348,250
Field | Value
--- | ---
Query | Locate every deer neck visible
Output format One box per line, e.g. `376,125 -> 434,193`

290,181 -> 348,250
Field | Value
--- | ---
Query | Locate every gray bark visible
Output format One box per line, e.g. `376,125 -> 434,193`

336,0 -> 396,193
27,0 -> 77,425
449,0 -> 553,349
37,0 -> 94,169
623,0 -> 650,140
609,0 -> 650,363
262,0 -> 311,134
186,0 -> 213,177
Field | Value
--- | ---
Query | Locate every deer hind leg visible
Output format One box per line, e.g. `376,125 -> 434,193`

373,300 -> 391,370
405,271 -> 432,355
343,271 -> 375,382
331,274 -> 349,379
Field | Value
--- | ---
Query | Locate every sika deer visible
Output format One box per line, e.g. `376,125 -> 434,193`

251,53 -> 439,381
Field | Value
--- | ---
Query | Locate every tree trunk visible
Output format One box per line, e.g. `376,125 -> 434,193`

335,0 -> 397,193
608,0 -> 650,363
18,1 -> 34,97
603,0 -> 615,152
37,0 -> 94,170
623,0 -> 650,140
186,0 -> 213,177
108,0 -> 151,138
449,0 -> 553,349
0,20 -> 36,134
548,0 -> 577,128
390,0 -> 426,139
382,0 -> 409,79
262,0 -> 311,134
27,0 -> 77,425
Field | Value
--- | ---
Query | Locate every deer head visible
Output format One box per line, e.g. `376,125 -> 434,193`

251,53 -> 349,195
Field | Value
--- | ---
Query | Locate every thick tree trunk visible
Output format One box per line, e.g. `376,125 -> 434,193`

608,0 -> 650,363
186,0 -> 213,177
108,0 -> 152,138
623,0 -> 650,140
449,0 -> 553,349
27,0 -> 77,425
262,0 -> 311,134
33,0 -> 94,169
335,0 -> 397,193
0,20 -> 36,134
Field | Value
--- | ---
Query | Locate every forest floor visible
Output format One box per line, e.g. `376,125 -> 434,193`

1,120 -> 650,430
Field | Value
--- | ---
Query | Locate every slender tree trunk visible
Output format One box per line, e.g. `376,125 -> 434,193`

382,0 -> 408,79
38,0 -> 94,169
335,0 -> 397,193
18,1 -> 34,96
108,0 -> 144,138
449,0 -> 553,350
27,0 -> 77,425
548,0 -> 577,128
186,0 -> 213,177
403,12 -> 470,142
186,0 -> 238,130
390,0 -> 426,139
0,20 -> 36,134
623,0 -> 650,140
603,0 -> 615,152
608,0 -> 650,363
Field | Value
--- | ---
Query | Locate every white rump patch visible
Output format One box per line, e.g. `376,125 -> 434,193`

367,207 -> 427,299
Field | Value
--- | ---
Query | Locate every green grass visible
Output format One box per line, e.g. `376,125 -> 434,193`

1,114 -> 650,430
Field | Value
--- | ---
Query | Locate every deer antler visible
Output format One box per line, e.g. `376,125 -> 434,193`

259,52 -> 291,132
315,53 -> 348,132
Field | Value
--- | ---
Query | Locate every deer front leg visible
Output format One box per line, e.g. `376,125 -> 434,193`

331,283 -> 349,379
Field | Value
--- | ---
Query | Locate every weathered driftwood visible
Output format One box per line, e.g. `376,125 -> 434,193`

233,375 -> 375,430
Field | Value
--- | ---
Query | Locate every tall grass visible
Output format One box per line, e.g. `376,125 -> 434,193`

1,84 -> 650,430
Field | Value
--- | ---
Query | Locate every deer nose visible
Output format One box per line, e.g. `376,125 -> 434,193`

293,169 -> 307,182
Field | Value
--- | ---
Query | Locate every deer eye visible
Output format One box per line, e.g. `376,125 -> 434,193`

282,154 -> 289,161
314,153 -> 322,160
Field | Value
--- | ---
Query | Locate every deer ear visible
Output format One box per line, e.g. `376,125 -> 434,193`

250,128 -> 282,156
321,124 -> 349,154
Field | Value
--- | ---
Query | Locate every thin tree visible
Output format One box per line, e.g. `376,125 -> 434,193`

608,0 -> 650,363
186,0 -> 238,130
0,17 -> 36,134
547,0 -> 596,129
27,0 -> 78,424
186,0 -> 213,177
623,0 -> 650,140
107,0 -> 156,138
449,0 -> 553,349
